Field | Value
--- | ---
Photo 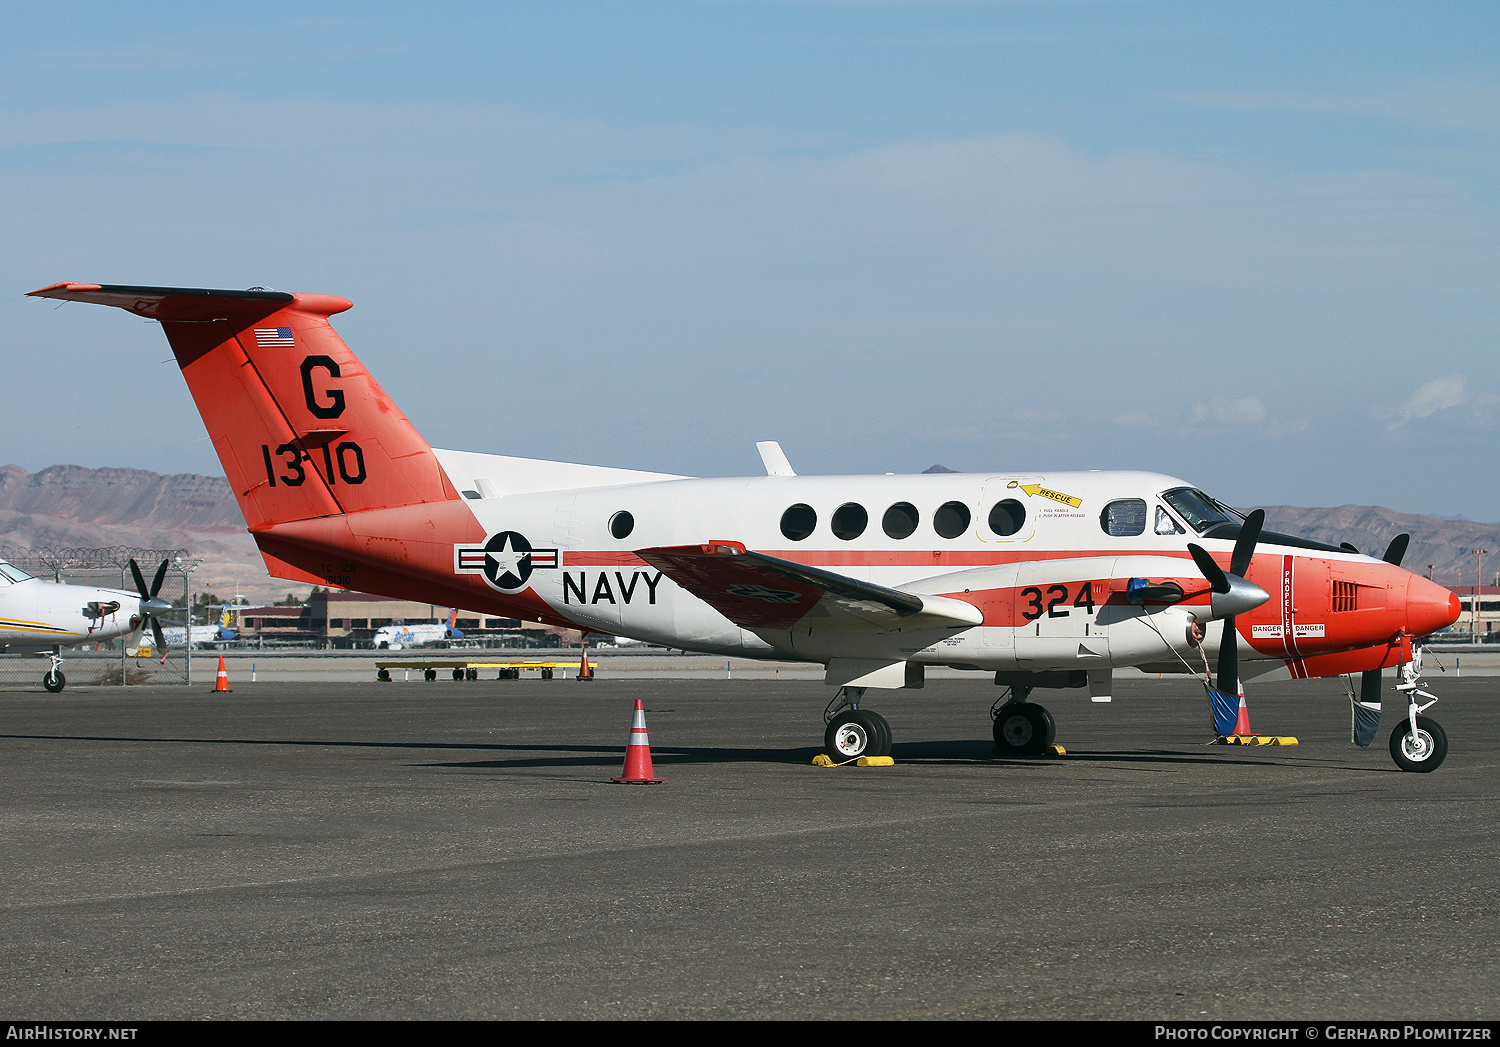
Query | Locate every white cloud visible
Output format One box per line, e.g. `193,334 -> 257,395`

1385,373 -> 1471,426
1189,397 -> 1267,427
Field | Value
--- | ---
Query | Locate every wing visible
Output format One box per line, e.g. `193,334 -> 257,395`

635,541 -> 984,632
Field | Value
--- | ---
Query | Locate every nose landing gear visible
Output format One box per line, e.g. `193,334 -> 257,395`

1389,650 -> 1447,773
42,646 -> 66,693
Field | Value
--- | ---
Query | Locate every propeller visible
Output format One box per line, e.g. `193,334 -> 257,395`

1214,508 -> 1265,697
1353,532 -> 1412,747
129,558 -> 173,656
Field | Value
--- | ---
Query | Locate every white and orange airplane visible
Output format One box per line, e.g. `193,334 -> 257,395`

29,282 -> 1462,769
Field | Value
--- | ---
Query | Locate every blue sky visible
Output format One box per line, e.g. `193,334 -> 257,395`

6,2 -> 1499,519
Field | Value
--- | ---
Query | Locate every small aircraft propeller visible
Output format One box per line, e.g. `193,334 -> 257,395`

1213,508 -> 1265,697
129,558 -> 173,655
1352,532 -> 1412,747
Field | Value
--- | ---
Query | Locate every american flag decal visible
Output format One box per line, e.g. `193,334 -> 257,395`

254,327 -> 295,347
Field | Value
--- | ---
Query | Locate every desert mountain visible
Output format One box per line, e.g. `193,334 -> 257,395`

0,465 -> 1494,601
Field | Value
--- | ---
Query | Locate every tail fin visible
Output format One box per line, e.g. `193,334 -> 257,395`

27,283 -> 459,530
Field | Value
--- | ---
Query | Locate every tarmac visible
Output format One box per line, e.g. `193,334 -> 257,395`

1,669 -> 1496,1020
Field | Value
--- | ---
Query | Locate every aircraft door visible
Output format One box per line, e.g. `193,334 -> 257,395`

978,477 -> 1038,547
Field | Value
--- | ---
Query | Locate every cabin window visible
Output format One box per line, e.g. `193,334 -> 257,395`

988,499 -> 1026,537
780,503 -> 817,541
609,511 -> 635,539
831,503 -> 868,541
1101,499 -> 1148,537
883,502 -> 919,539
934,501 -> 971,539
1154,506 -> 1185,535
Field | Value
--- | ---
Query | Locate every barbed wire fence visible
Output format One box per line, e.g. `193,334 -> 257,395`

0,546 -> 204,690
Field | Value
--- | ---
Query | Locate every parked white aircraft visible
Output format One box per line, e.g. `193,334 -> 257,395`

373,609 -> 463,649
30,282 -> 1463,769
160,608 -> 238,648
0,555 -> 174,691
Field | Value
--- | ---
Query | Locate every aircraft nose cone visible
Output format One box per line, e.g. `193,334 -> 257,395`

1406,575 -> 1462,638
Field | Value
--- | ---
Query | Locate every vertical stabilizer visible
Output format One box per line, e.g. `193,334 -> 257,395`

27,283 -> 460,531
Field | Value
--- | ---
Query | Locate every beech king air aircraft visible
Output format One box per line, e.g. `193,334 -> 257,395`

0,555 -> 175,691
29,282 -> 1464,770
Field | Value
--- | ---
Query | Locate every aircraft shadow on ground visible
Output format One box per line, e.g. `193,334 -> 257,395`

1,732 -> 1317,770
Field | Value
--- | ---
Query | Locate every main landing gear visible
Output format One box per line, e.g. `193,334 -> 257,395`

990,686 -> 1056,757
823,687 -> 892,761
42,645 -> 66,693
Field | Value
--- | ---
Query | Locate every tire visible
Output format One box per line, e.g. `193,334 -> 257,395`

993,702 -> 1055,757
864,710 -> 892,757
1389,716 -> 1448,773
825,710 -> 887,762
42,670 -> 66,694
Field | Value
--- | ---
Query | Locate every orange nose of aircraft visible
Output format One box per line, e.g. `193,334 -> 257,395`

1405,572 -> 1463,638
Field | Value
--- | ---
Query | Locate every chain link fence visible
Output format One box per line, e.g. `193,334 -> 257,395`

0,546 -> 205,690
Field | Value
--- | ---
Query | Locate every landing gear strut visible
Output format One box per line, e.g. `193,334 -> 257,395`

822,687 -> 892,761
42,645 -> 66,694
990,686 -> 1056,757
1389,650 -> 1448,773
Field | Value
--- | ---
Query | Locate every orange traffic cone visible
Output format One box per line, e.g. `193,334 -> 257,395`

612,699 -> 662,784
212,655 -> 231,693
1232,682 -> 1252,736
577,646 -> 594,681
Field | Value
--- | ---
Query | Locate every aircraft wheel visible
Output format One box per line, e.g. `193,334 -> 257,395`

42,670 -> 66,694
541,668 -> 554,680
825,710 -> 890,762
1389,716 -> 1448,773
993,702 -> 1055,757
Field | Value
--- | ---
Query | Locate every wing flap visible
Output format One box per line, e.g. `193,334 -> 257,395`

636,541 -> 984,632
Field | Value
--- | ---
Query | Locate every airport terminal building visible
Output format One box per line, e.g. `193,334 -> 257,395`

235,590 -> 580,648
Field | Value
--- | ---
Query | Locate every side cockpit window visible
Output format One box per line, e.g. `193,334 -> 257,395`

1100,498 -> 1147,537
0,561 -> 32,584
1154,506 -> 1185,535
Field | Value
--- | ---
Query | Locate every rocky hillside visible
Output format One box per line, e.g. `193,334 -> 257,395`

0,465 -> 272,601
0,465 -> 1494,600
1259,505 -> 1500,588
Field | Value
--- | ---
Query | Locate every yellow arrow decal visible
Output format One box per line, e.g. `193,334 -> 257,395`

1020,484 -> 1082,508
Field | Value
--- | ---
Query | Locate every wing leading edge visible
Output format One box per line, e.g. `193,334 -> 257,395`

635,541 -> 984,632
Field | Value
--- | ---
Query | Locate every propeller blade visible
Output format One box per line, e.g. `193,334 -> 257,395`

150,560 -> 169,599
129,558 -> 149,600
151,617 -> 167,655
1216,617 -> 1239,695
1382,533 -> 1410,567
1187,543 -> 1230,594
1230,508 -> 1264,579
1340,542 -> 1359,553
1353,668 -> 1382,747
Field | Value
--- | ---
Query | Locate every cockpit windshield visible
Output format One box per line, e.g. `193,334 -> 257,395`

0,560 -> 34,584
1161,488 -> 1238,534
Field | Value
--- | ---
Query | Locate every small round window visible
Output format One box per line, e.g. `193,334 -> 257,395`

883,502 -> 919,539
780,503 -> 817,541
1101,498 -> 1148,537
831,503 -> 868,541
988,499 -> 1025,537
608,511 -> 634,540
934,501 -> 971,539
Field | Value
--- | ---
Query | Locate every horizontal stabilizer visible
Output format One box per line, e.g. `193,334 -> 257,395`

635,541 -> 984,632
